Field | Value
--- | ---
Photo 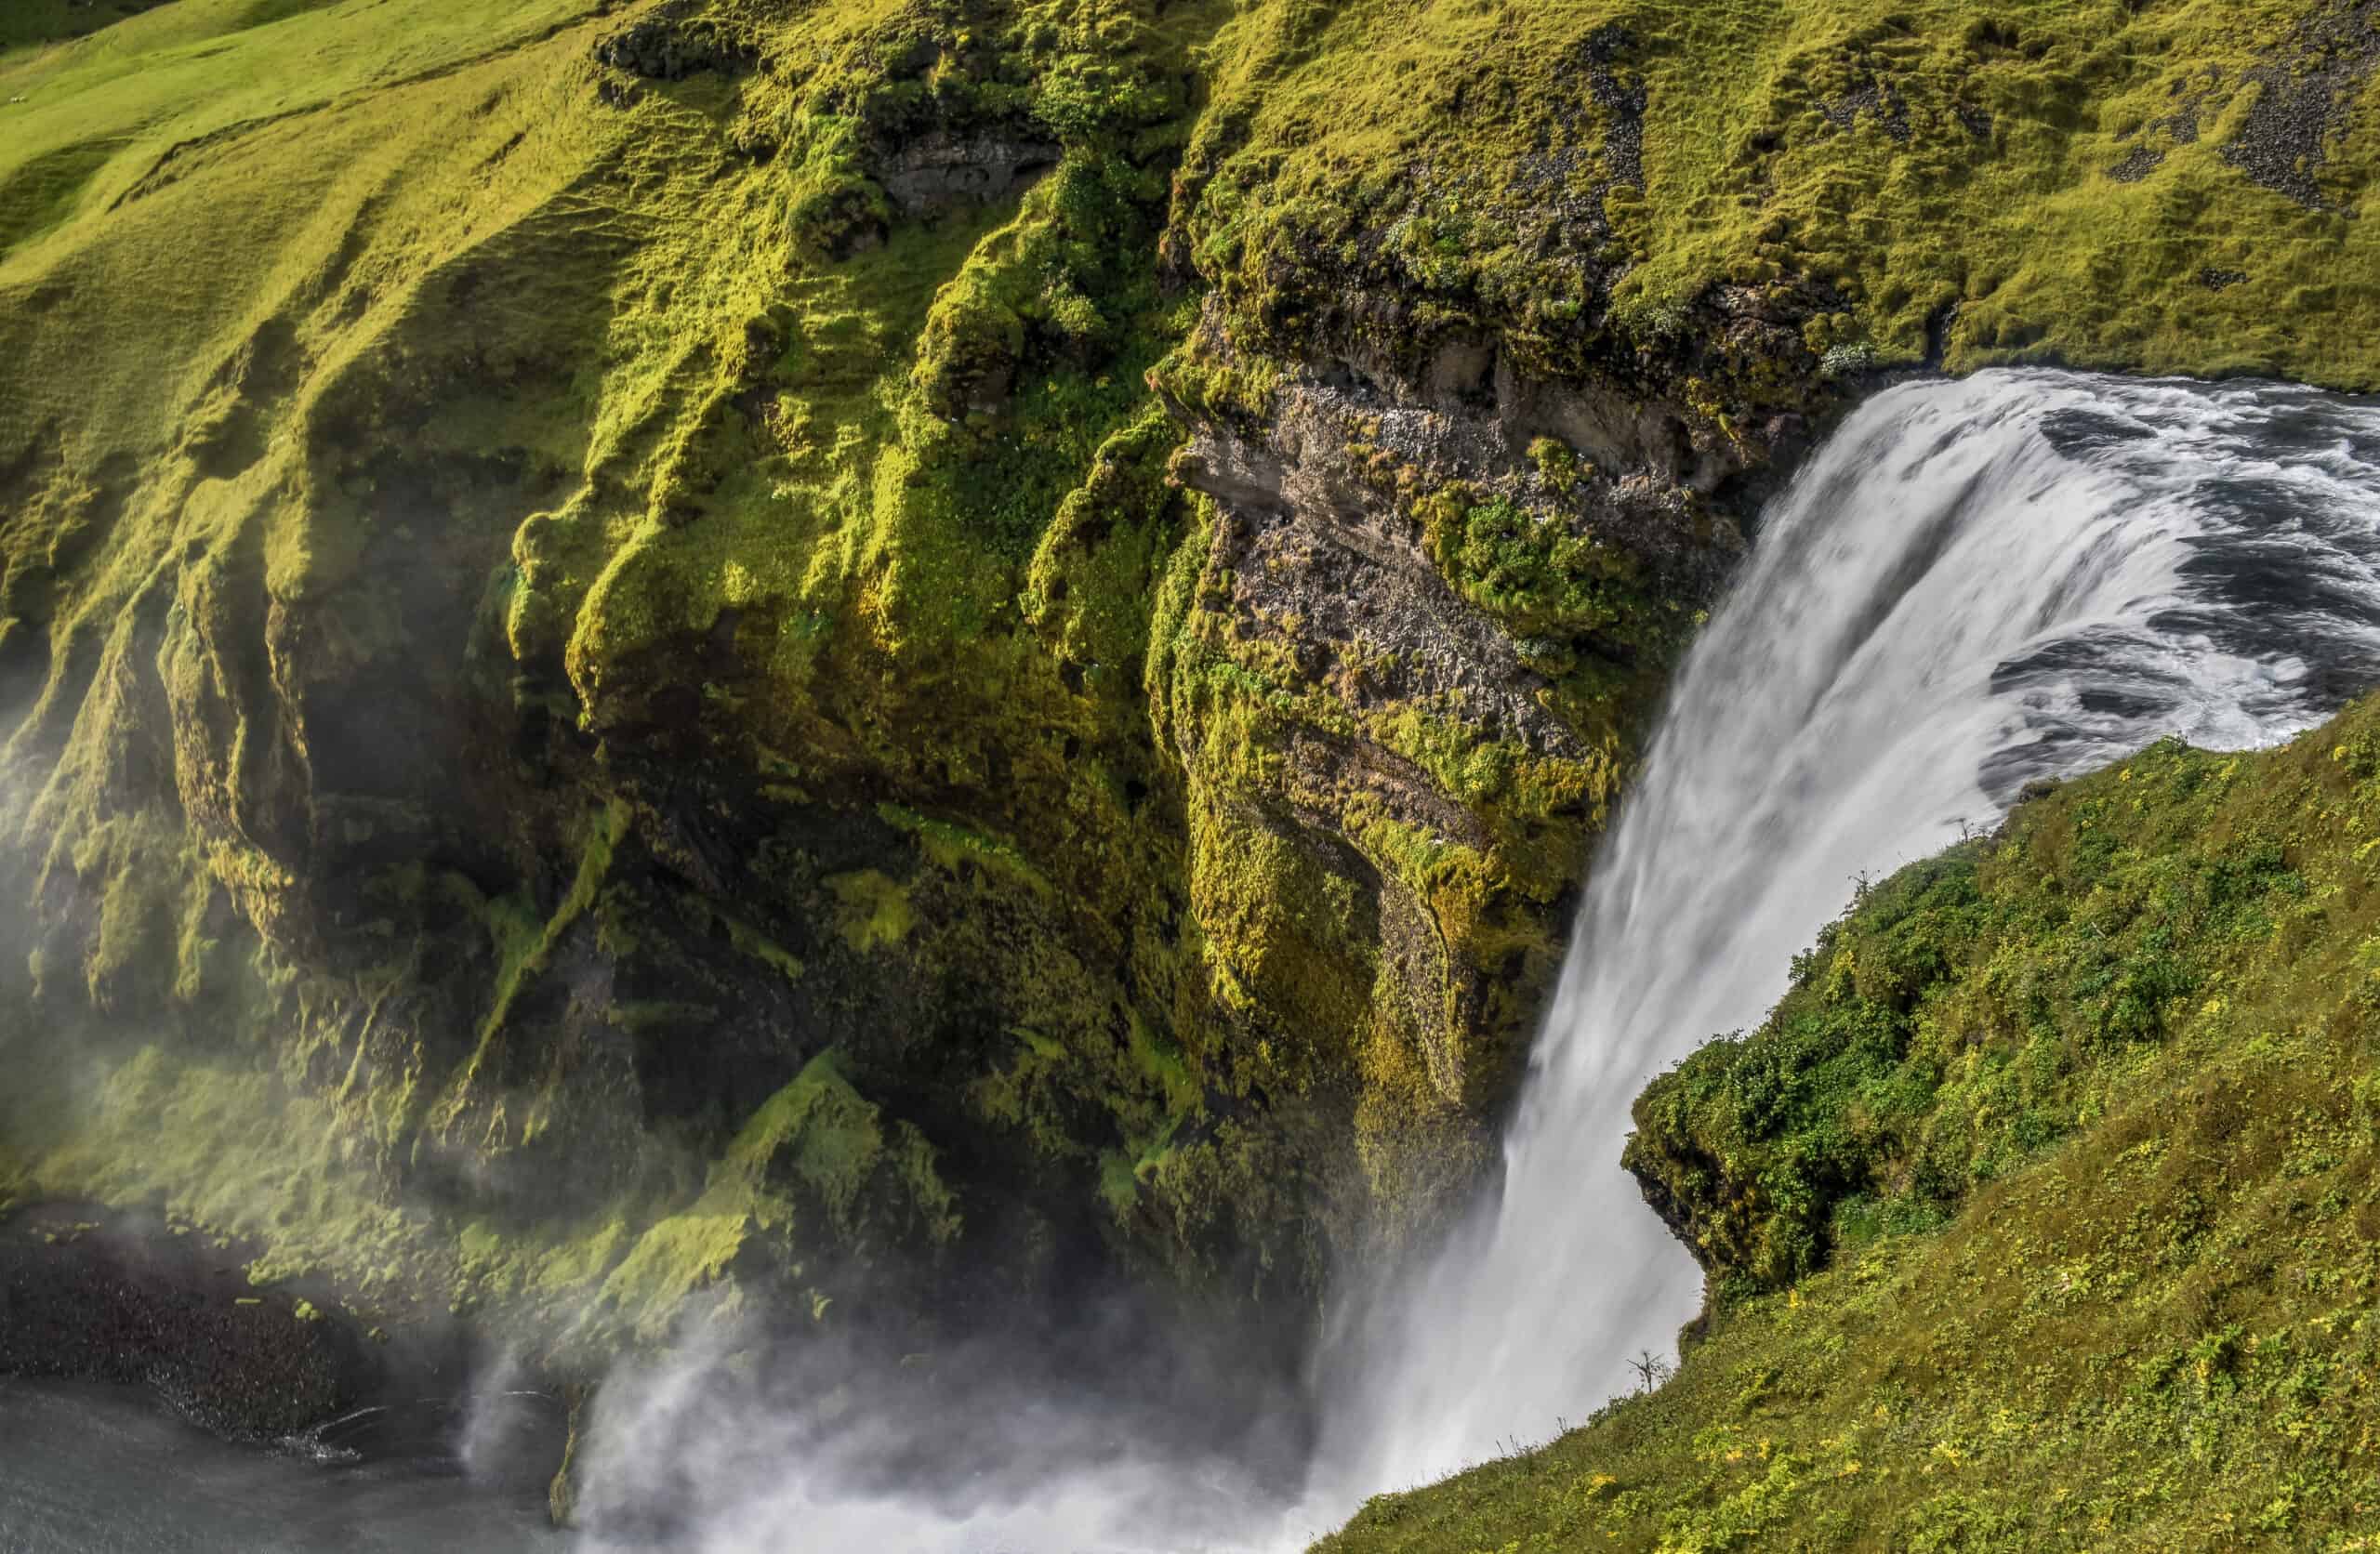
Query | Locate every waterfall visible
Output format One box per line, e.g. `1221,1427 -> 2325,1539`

548,369 -> 2380,1553
1314,367 -> 2380,1502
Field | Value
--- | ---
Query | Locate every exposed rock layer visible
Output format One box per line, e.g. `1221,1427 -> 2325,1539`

2,0 -> 2378,1457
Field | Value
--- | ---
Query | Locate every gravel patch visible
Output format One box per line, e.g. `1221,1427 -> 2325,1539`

2222,0 -> 2380,209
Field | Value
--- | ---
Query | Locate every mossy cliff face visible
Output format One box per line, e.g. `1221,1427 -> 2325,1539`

0,0 -> 1701,1367
5,0 -> 2380,1389
1325,694 -> 2380,1551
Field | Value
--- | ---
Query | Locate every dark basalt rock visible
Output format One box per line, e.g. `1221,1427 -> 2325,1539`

2109,144 -> 2164,184
1822,82 -> 1914,143
593,5 -> 756,82
2221,0 -> 2380,209
0,1205 -> 367,1441
876,132 -> 1062,217
0,1202 -> 575,1483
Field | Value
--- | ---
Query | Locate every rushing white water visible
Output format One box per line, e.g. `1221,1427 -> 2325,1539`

562,368 -> 2380,1553
1314,367 -> 2380,1501
550,368 -> 2380,1553
27,372 -> 2380,1554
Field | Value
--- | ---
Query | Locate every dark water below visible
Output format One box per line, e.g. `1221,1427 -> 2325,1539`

0,1380 -> 555,1553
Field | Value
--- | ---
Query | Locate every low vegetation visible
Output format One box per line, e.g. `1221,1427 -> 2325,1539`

1183,0 -> 2380,388
2,0 -> 2378,1456
1322,693 -> 2380,1550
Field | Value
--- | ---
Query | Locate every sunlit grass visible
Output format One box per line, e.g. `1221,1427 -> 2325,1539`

1322,695 -> 2380,1550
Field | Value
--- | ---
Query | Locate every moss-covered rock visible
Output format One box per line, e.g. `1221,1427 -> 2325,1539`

6,0 -> 2380,1440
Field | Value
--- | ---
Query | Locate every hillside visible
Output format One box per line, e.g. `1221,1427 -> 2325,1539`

1324,697 -> 2380,1549
0,0 -> 2377,1519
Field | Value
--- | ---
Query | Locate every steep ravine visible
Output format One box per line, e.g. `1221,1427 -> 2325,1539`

0,0 -> 1806,1417
1,0 -> 2379,1539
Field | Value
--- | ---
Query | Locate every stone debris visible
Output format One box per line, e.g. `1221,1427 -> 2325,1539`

2221,0 -> 2380,209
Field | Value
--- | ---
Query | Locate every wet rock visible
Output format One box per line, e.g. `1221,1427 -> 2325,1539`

0,1205 -> 365,1442
0,1201 -> 575,1484
1158,297 -> 1747,1112
547,1381 -> 591,1527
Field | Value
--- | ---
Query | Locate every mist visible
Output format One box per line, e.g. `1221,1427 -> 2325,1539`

560,369 -> 2380,1551
566,1304 -> 1329,1554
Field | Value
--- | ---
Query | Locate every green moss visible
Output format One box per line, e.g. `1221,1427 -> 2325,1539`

548,1382 -> 588,1527
10,0 -> 2380,1405
0,1034 -> 954,1355
1183,0 -> 2380,393
432,798 -> 631,1133
876,803 -> 1058,903
1527,436 -> 1589,495
826,868 -> 917,955
719,910 -> 806,987
595,1051 -> 957,1339
1431,493 -> 1640,643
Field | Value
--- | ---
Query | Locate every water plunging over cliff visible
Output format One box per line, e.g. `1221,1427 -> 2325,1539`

1315,367 -> 2380,1503
17,374 -> 2380,1554
549,369 -> 2380,1553
541,370 -> 2380,1553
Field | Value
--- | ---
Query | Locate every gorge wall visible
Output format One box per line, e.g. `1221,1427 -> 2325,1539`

3,0 -> 2379,1481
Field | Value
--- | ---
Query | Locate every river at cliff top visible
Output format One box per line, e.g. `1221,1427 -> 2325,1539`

0,1380 -> 555,1553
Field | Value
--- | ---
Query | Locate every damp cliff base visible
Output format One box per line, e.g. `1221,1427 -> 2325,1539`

4,0 -> 2380,1490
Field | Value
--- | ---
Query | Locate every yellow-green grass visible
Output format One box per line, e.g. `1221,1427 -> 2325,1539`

0,0 -> 1383,1337
0,1038 -> 950,1360
1185,0 -> 2380,388
8,0 -> 2380,1392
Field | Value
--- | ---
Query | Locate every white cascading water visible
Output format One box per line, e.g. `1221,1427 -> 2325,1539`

1314,366 -> 2380,1506
554,369 -> 2380,1553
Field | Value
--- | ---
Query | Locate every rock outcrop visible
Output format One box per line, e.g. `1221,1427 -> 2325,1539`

4,0 -> 2379,1479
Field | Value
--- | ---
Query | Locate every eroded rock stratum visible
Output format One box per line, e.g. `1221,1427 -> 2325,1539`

2,0 -> 2376,1399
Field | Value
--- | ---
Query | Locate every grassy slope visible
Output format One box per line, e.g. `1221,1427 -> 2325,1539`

1322,702 -> 2380,1549
1156,0 -> 2380,1286
2,0 -> 2379,1393
0,0 -> 1454,1354
1183,0 -> 2380,388
0,0 -> 999,1348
